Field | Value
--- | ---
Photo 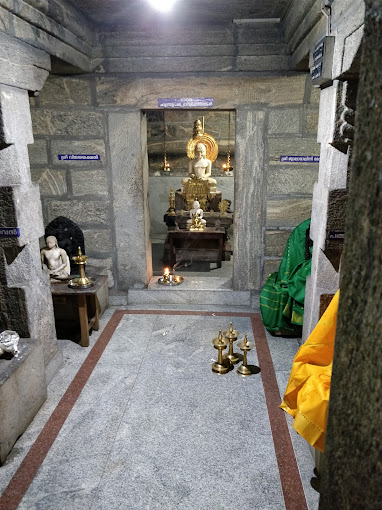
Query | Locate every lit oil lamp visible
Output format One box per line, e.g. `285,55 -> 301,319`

163,267 -> 170,282
158,267 -> 184,286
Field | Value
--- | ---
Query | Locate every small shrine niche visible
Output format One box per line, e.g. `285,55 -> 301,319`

146,110 -> 235,274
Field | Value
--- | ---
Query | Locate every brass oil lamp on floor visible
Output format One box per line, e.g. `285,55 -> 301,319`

212,330 -> 230,374
223,322 -> 240,365
237,334 -> 254,376
68,247 -> 95,288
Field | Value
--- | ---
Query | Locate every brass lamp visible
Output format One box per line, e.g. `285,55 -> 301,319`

68,247 -> 95,288
162,111 -> 171,172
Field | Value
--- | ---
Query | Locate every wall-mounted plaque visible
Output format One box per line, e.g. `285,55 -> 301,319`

310,36 -> 335,87
158,98 -> 214,108
0,227 -> 20,237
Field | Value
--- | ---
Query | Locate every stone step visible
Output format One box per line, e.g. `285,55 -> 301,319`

128,288 -> 251,306
127,277 -> 251,306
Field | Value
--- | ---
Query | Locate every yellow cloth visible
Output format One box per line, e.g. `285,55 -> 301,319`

280,290 -> 339,452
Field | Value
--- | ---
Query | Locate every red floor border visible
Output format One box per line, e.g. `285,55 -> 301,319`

0,310 -> 307,510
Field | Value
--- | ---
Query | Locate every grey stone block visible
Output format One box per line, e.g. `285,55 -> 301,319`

233,108 -> 265,291
267,167 -> 318,195
0,338 -> 47,465
31,168 -> 67,196
317,83 -> 338,144
310,181 -> 329,250
104,44 -> 235,58
268,109 -> 301,134
0,54 -> 49,92
107,56 -> 234,73
31,109 -> 104,136
51,139 -> 106,167
0,184 -> 44,247
342,24 -> 364,75
101,24 -> 233,47
268,138 -> 320,165
237,43 -> 288,56
331,0 -> 365,79
318,144 -> 348,190
263,259 -> 282,283
303,106 -> 319,136
265,230 -> 292,257
45,0 -> 93,44
95,75 -> 306,108
0,144 -> 31,186
10,10 -> 91,71
82,229 -> 112,254
38,76 -> 92,106
236,24 -> 282,44
108,111 -> 152,290
5,0 -> 91,56
0,31 -> 50,70
70,170 -> 108,197
0,84 -> 34,145
46,199 -> 110,227
86,257 -> 114,288
28,138 -> 48,166
235,55 -> 290,72
266,198 -> 313,227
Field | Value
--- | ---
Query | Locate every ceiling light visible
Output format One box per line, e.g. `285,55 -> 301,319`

147,0 -> 177,13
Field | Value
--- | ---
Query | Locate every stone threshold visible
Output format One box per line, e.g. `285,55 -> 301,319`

127,276 -> 251,305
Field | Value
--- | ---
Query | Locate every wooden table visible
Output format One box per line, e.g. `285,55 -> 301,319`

51,275 -> 108,347
166,228 -> 225,268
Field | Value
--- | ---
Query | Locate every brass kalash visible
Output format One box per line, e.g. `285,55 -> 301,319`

68,247 -> 95,288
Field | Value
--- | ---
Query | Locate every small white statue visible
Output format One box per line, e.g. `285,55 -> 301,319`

40,235 -> 71,280
187,200 -> 207,227
0,330 -> 20,357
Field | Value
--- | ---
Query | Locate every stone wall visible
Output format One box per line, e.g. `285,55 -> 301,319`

282,0 -> 365,341
29,72 -> 319,292
92,22 -> 290,74
28,75 -> 114,287
0,0 -> 93,72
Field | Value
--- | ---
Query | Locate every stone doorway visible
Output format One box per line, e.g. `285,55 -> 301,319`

146,109 -> 235,286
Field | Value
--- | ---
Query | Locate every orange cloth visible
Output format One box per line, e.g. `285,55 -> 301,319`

280,290 -> 339,452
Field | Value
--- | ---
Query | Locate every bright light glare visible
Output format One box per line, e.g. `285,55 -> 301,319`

147,0 -> 177,13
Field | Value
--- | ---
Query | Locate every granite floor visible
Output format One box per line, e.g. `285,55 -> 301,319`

0,306 -> 320,510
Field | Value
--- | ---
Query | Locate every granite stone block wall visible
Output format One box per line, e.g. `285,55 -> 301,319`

29,70 -> 319,293
28,75 -> 114,287
262,77 -> 320,283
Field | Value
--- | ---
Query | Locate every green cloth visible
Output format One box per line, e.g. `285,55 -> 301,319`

260,219 -> 312,335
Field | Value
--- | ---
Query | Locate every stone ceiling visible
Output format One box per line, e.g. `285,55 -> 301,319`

72,0 -> 292,26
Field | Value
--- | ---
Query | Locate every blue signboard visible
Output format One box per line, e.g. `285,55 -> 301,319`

158,97 -> 214,108
0,227 -> 20,238
58,154 -> 100,161
280,156 -> 320,163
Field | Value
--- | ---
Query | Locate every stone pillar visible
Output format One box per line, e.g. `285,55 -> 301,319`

108,110 -> 152,291
233,107 -> 265,291
0,84 -> 60,378
319,1 -> 382,506
302,79 -> 355,341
